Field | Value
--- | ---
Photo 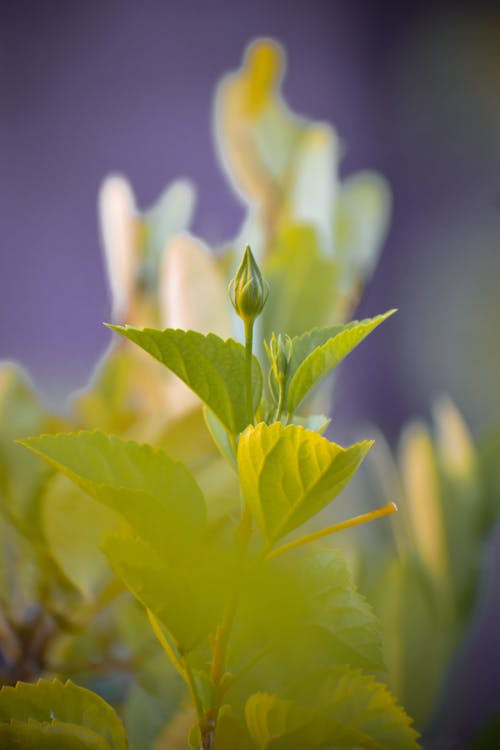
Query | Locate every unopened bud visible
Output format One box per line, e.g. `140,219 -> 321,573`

228,245 -> 269,324
266,332 -> 292,381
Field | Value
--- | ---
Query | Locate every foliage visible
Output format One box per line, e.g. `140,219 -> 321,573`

13,233 -> 420,750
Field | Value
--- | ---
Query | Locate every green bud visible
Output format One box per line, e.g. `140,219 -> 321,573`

228,245 -> 269,324
266,332 -> 292,381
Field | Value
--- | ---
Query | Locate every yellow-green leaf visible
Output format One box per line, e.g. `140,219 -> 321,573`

0,720 -> 111,750
0,679 -> 127,750
102,534 -> 236,652
245,666 -> 420,749
20,431 -> 206,554
238,422 -> 372,545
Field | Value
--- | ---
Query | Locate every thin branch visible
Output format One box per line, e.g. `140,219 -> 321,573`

266,502 -> 398,561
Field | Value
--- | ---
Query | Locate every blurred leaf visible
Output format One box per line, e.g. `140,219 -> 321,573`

478,427 -> 500,533
245,694 -> 314,750
20,431 -> 206,554
99,175 -> 137,325
286,310 -> 396,414
229,546 -> 383,702
143,180 -> 196,285
399,422 -> 448,581
0,678 -> 127,750
0,720 -> 111,749
0,364 -> 53,536
287,125 -> 338,253
245,665 -> 419,749
367,555 -> 453,730
238,422 -> 372,544
203,408 -> 237,469
334,171 -> 391,291
102,533 -> 235,652
42,475 -> 119,599
261,225 -> 337,340
213,706 -> 249,749
107,327 -> 262,435
214,39 -> 302,206
159,233 -> 230,338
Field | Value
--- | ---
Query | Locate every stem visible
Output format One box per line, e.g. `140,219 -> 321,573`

182,653 -> 205,728
147,609 -> 187,680
244,318 -> 254,425
205,504 -> 253,746
266,502 -> 398,561
275,379 -> 285,422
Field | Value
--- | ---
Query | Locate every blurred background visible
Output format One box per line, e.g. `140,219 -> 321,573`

1,3 -> 500,747
1,0 -> 499,440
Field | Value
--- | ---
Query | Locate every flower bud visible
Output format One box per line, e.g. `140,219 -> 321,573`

267,332 -> 292,381
228,245 -> 269,324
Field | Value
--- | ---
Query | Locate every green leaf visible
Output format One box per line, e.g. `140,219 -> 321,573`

0,678 -> 128,750
213,706 -> 248,749
245,666 -> 420,749
0,721 -> 111,750
41,474 -> 119,599
293,549 -> 384,672
106,326 -> 262,435
366,555 -> 453,730
229,547 -> 383,699
0,363 -> 55,536
20,431 -> 206,554
286,310 -> 396,414
102,533 -> 235,652
245,694 -> 314,750
237,422 -> 372,544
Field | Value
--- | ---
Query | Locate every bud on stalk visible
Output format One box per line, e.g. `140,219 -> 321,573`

228,245 -> 269,325
228,246 -> 269,425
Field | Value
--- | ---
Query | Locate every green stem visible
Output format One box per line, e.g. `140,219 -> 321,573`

147,609 -> 187,681
244,318 -> 254,425
207,504 -> 253,744
275,379 -> 285,422
182,652 -> 205,729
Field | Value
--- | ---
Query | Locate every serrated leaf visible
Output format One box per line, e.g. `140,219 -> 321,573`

238,422 -> 372,544
295,549 -> 384,672
20,431 -> 206,554
0,678 -> 127,750
107,326 -> 262,435
286,310 -> 395,414
245,694 -> 315,750
102,534 -> 236,652
0,719 -> 111,749
245,666 -> 420,749
229,546 -> 383,700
